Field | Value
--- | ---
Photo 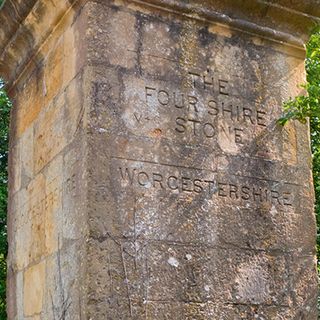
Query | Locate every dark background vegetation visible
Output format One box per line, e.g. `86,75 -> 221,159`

0,80 -> 10,318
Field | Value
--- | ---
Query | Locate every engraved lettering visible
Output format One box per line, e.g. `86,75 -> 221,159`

194,179 -> 204,193
119,167 -> 136,185
271,190 -> 281,205
134,112 -> 142,123
167,175 -> 179,190
253,187 -> 263,202
188,118 -> 201,136
175,117 -> 186,133
203,123 -> 215,138
283,191 -> 293,206
234,127 -> 244,144
138,171 -> 150,186
257,110 -> 267,127
241,186 -> 250,200
229,184 -> 239,199
188,96 -> 199,113
116,161 -> 297,209
189,71 -> 201,89
203,72 -> 214,91
188,70 -> 229,96
153,173 -> 164,189
174,92 -> 185,109
222,102 -> 233,120
182,177 -> 193,192
219,79 -> 229,95
158,90 -> 170,105
235,105 -> 241,122
218,182 -> 228,197
207,100 -> 219,116
145,86 -> 156,103
243,107 -> 254,124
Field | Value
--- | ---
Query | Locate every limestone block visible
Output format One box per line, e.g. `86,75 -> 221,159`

33,73 -> 84,174
14,65 -> 44,139
20,126 -> 34,188
1,0 -> 319,319
9,142 -> 21,195
62,137 -> 87,241
88,2 -> 138,69
43,241 -> 86,320
43,40 -> 64,108
16,271 -> 23,320
43,154 -> 63,256
23,261 -> 45,317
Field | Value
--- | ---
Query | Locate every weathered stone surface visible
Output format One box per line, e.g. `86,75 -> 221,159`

1,1 -> 88,319
23,261 -> 46,317
1,0 -> 319,319
84,1 -> 318,318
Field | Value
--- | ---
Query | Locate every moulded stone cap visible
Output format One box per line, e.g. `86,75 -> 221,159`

0,0 -> 320,87
137,0 -> 320,45
0,0 -> 81,89
0,0 -> 37,50
267,0 -> 320,17
0,0 -> 38,84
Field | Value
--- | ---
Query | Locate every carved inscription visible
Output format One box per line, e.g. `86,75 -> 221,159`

16,173 -> 79,227
143,69 -> 267,144
188,70 -> 230,94
113,158 -> 294,208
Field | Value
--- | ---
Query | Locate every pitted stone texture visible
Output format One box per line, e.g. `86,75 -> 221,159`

86,1 -> 317,319
5,1 -> 88,319
1,0 -> 318,319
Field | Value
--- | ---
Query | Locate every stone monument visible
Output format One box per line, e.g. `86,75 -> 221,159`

0,0 -> 319,318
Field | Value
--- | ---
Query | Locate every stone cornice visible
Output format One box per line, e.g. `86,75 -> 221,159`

0,0 -> 319,88
0,0 -> 81,89
0,0 -> 37,54
131,0 -> 320,48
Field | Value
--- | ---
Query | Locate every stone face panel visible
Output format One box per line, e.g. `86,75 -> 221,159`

4,1 -> 89,319
1,0 -> 319,319
85,1 -> 318,319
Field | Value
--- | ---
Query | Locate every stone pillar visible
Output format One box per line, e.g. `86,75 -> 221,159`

1,0 -> 319,319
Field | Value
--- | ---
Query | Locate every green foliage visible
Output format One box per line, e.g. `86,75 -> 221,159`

279,27 -> 320,273
0,79 -> 11,319
279,28 -> 320,125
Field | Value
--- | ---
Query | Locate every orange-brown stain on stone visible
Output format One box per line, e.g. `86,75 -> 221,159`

150,128 -> 162,137
15,65 -> 44,138
23,261 -> 45,317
